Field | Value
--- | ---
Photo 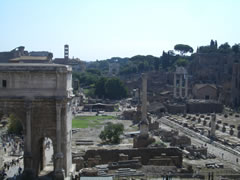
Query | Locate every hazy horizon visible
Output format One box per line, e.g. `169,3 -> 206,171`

1,0 -> 240,61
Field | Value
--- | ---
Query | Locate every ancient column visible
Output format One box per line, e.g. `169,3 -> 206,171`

185,74 -> 188,98
179,74 -> 183,98
56,103 -> 62,154
54,102 -> 65,180
173,73 -> 177,98
23,102 -> 33,175
210,113 -> 216,138
140,73 -> 149,135
141,73 -> 147,122
26,104 -> 32,153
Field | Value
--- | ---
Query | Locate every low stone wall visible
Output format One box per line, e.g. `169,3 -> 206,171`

165,104 -> 186,114
84,147 -> 182,168
186,146 -> 207,156
165,100 -> 223,114
170,135 -> 191,147
186,100 -> 223,113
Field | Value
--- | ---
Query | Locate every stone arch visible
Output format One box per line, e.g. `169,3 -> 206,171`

0,98 -> 72,179
0,63 -> 74,180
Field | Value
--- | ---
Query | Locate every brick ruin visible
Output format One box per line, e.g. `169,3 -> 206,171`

121,52 -> 240,114
81,147 -> 183,168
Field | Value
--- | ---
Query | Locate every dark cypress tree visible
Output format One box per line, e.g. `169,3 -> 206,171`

210,40 -> 215,47
214,40 -> 218,49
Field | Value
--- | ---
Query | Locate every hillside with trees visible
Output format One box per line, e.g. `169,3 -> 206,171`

73,40 -> 240,99
73,70 -> 128,100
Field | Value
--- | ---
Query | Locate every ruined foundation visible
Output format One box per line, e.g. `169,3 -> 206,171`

133,134 -> 155,148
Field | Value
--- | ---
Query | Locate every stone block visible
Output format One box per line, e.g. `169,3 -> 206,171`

87,156 -> 101,167
80,168 -> 98,176
132,156 -> 142,162
119,153 -> 128,161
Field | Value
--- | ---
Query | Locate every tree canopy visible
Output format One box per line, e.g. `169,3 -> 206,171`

99,122 -> 124,144
219,42 -> 231,53
95,77 -> 107,98
232,44 -> 240,54
175,58 -> 188,67
196,40 -> 240,54
104,78 -> 128,99
174,44 -> 194,55
160,51 -> 181,70
8,114 -> 23,135
86,68 -> 101,76
73,68 -> 128,99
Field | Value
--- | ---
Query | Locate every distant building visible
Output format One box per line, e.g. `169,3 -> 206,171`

173,66 -> 188,99
0,46 -> 27,63
192,84 -> 217,100
54,58 -> 85,72
9,56 -> 50,63
29,51 -> 51,57
53,45 -> 86,72
0,46 -> 52,63
64,44 -> 69,59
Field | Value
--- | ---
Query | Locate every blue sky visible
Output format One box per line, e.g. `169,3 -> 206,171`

0,0 -> 240,61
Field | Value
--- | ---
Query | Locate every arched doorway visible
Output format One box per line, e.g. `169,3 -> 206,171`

39,137 -> 54,178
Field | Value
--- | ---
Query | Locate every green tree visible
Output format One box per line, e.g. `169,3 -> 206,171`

8,114 -> 23,135
219,42 -> 231,53
99,122 -> 124,144
73,72 -> 99,87
138,62 -> 145,72
175,58 -> 188,67
168,50 -> 175,56
154,58 -> 160,71
161,51 -> 170,70
210,39 -> 218,51
174,44 -> 193,55
210,40 -> 215,47
232,44 -> 240,54
105,78 -> 128,99
160,51 -> 179,71
119,65 -> 138,75
214,40 -> 218,48
86,68 -> 101,76
95,77 -> 107,98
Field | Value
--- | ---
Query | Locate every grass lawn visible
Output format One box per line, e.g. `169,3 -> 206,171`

72,115 -> 116,128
